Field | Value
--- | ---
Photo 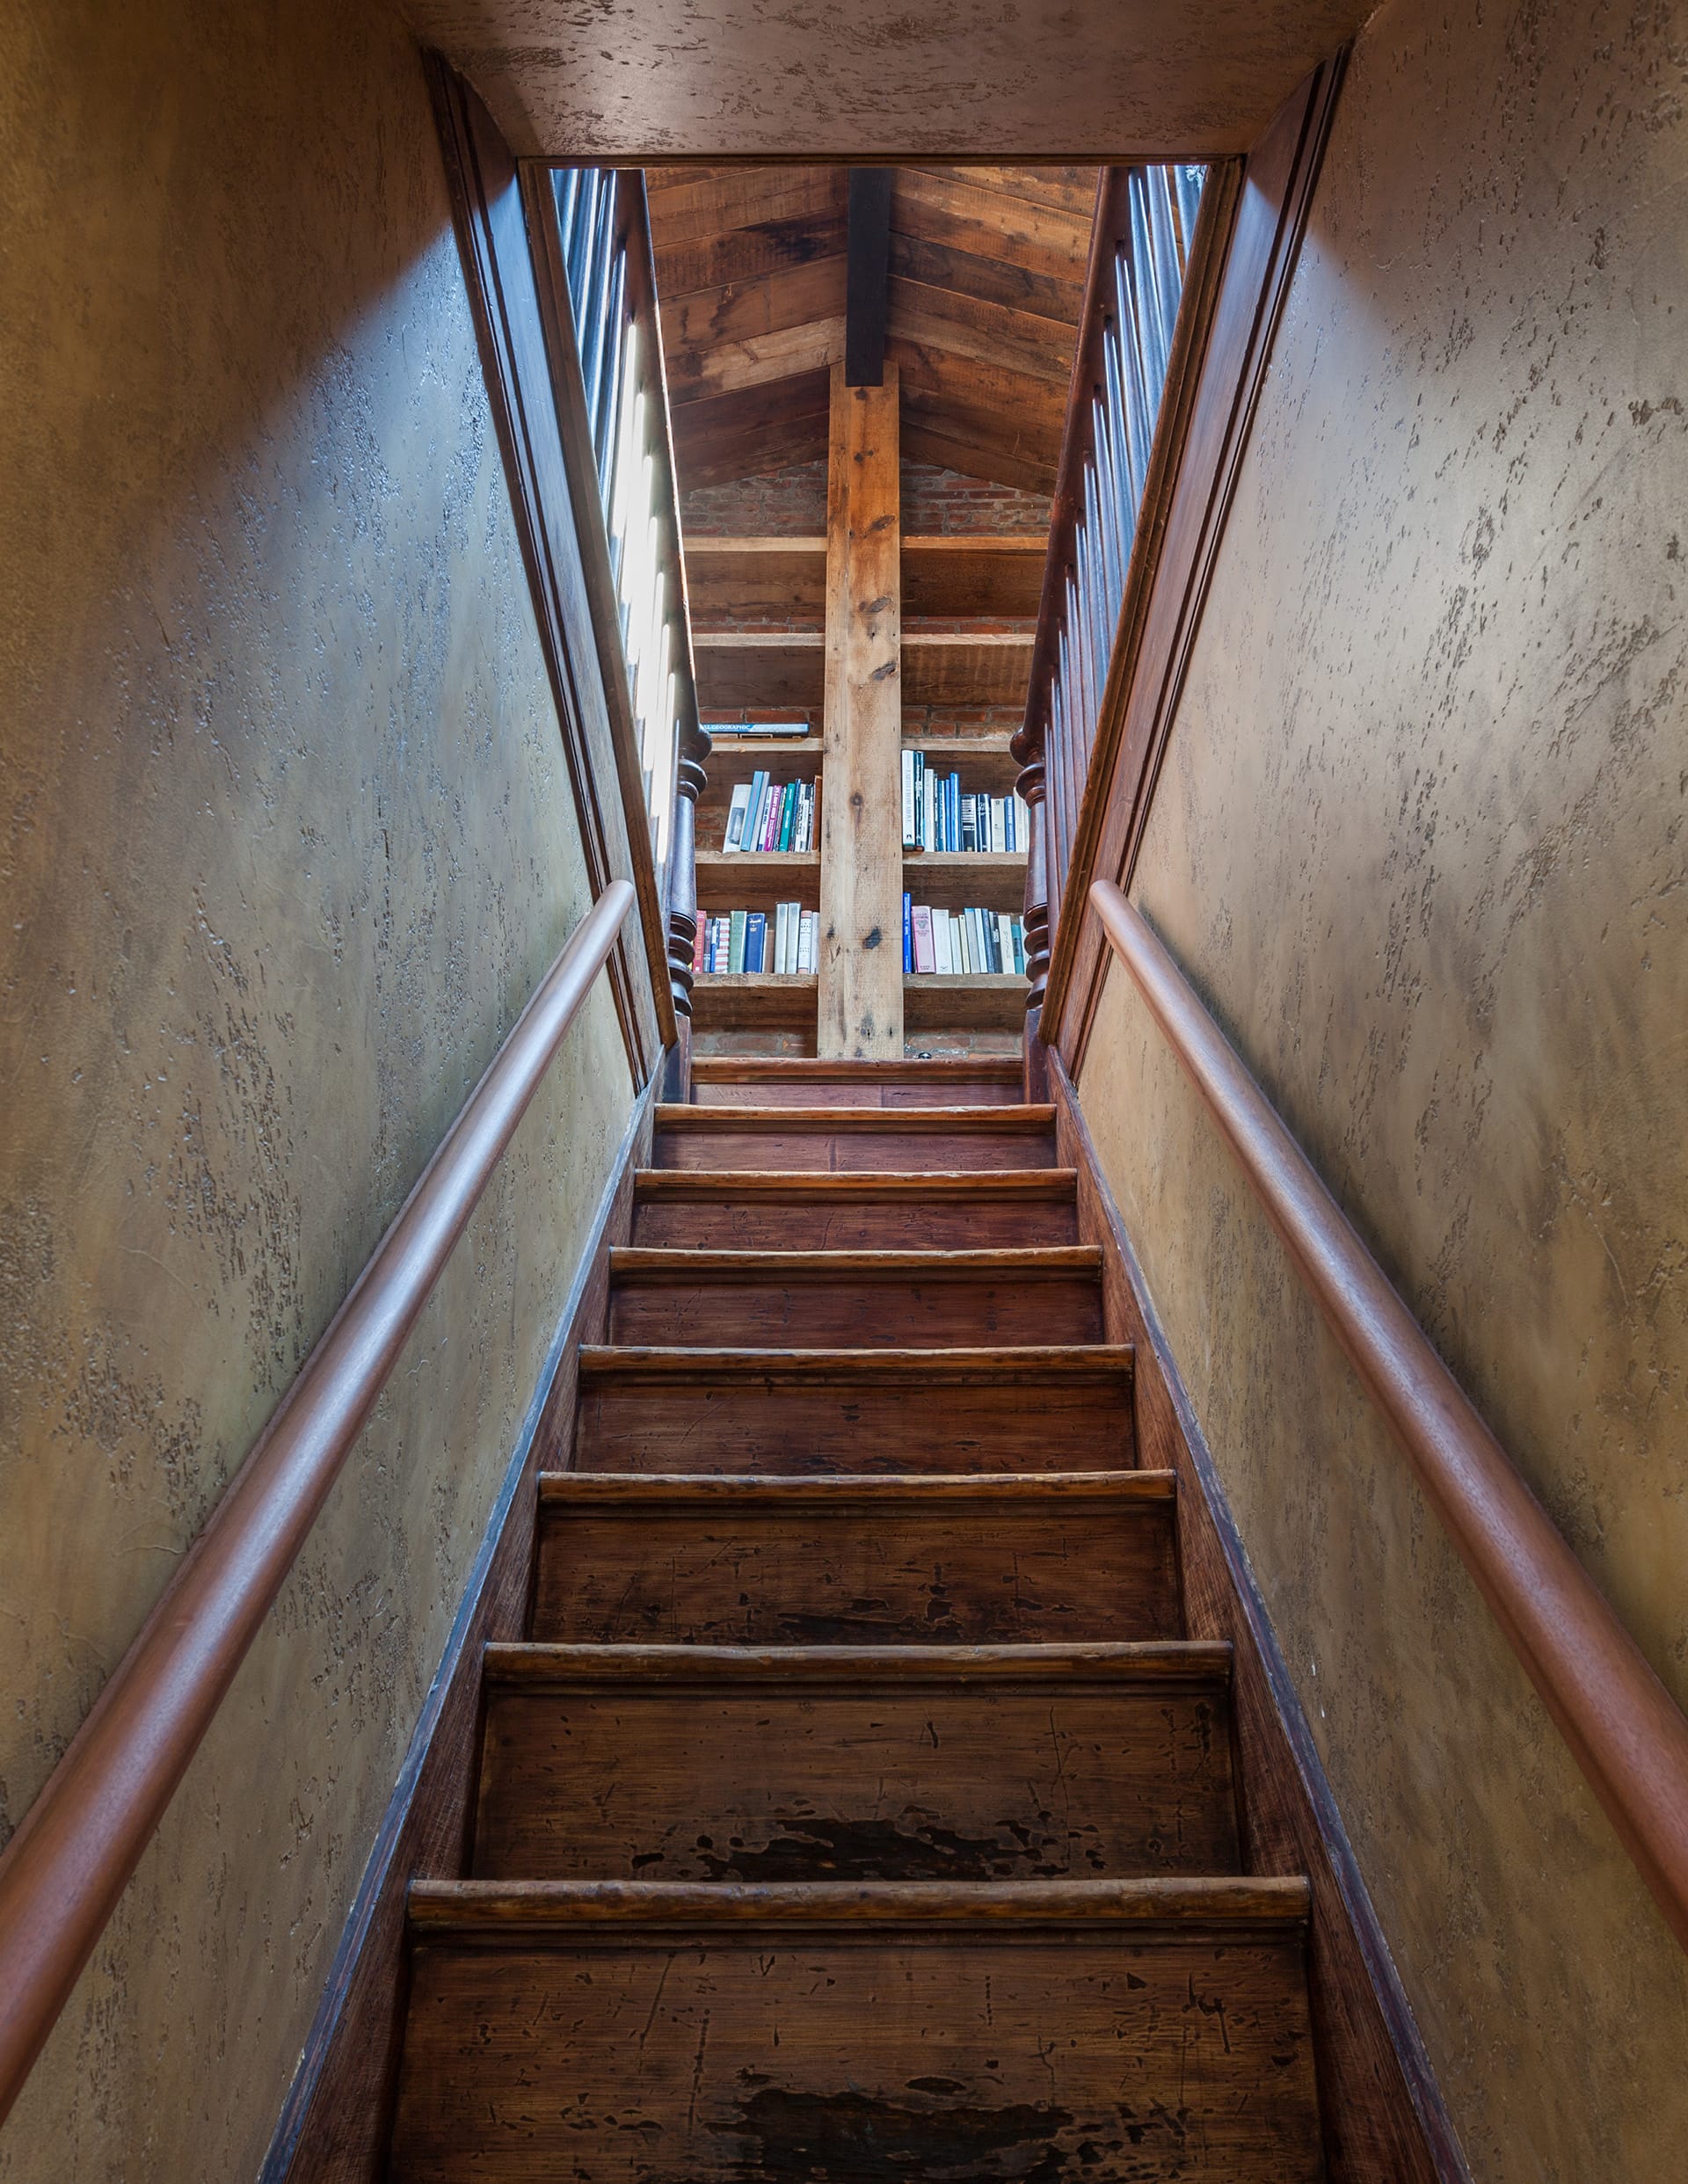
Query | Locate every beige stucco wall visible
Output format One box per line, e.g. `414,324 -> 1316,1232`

0,1 -> 638,2177
1077,0 -> 1687,2175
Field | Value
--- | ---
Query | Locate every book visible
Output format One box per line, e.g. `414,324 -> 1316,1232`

728,908 -> 747,974
691,916 -> 706,973
745,911 -> 767,973
746,771 -> 768,848
901,750 -> 917,849
912,904 -> 936,975
778,780 -> 797,851
933,910 -> 953,975
724,783 -> 752,851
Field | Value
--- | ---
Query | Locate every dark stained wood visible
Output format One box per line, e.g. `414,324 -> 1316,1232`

391,1883 -> 1321,2184
685,535 -> 826,622
650,1102 -> 1059,1172
889,228 -> 1087,331
644,164 -> 847,245
902,536 -> 1046,618
261,1081 -> 657,2184
473,1642 -> 1237,1881
1048,1052 -> 1463,2184
688,971 -> 819,1034
904,975 -> 1029,1034
687,1054 -> 1024,1105
693,627 -> 824,708
604,1243 -> 1103,1349
902,630 -> 1035,706
532,1472 -> 1180,1644
662,257 -> 846,358
845,167 -> 893,385
574,1344 -> 1135,1474
656,212 -> 849,299
892,168 -> 1095,278
630,1169 -> 1077,1247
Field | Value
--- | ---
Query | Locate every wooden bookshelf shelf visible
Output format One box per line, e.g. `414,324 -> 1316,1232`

691,972 -> 819,1032
695,850 -> 821,909
695,628 -> 1035,712
902,734 -> 1022,794
902,850 -> 1028,913
695,630 -> 823,710
702,737 -> 823,789
905,973 -> 1028,1033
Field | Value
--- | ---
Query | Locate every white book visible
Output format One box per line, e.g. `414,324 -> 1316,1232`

923,774 -> 935,853
798,909 -> 815,973
901,750 -> 916,849
785,901 -> 800,973
967,907 -> 985,972
934,912 -> 953,975
997,912 -> 1015,972
724,783 -> 752,851
777,902 -> 792,973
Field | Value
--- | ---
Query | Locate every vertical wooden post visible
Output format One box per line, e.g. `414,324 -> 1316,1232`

1013,717 -> 1051,1099
818,360 -> 902,1059
662,721 -> 710,1102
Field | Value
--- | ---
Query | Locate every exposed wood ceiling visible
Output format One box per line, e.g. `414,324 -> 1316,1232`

400,0 -> 1370,160
650,165 -> 1097,494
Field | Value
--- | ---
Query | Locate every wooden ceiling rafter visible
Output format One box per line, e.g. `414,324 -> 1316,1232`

647,160 -> 1102,496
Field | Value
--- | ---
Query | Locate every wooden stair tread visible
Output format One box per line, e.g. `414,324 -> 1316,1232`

410,1875 -> 1310,1932
608,1244 -> 1101,1277
690,1057 -> 1023,1082
658,1102 -> 1055,1128
634,1167 -> 1077,1198
579,1343 -> 1133,1380
538,1468 -> 1174,1501
482,1640 -> 1229,1685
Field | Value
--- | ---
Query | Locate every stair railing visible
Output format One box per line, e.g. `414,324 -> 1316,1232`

0,879 -> 637,2128
1017,164 -> 1208,1013
1089,877 -> 1688,1954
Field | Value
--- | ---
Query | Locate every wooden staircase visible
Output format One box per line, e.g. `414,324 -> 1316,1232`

388,1057 -> 1325,2180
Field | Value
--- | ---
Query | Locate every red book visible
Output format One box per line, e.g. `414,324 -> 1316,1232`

911,904 -> 936,975
691,915 -> 706,972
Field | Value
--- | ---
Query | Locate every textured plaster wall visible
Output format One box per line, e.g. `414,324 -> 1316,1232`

1077,0 -> 1688,2174
0,1 -> 636,2177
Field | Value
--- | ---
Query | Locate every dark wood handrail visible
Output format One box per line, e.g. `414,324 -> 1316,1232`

1089,877 -> 1688,1955
0,879 -> 636,2126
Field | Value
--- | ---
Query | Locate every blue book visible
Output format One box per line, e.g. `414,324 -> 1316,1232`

949,774 -> 960,854
902,891 -> 913,973
746,771 -> 769,853
745,911 -> 767,972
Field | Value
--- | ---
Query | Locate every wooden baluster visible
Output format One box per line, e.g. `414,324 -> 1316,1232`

663,720 -> 710,1102
1013,717 -> 1051,1099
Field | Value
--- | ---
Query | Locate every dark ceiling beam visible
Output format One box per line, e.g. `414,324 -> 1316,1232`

844,167 -> 893,386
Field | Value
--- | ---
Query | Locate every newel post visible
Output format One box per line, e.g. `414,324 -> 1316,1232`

1013,719 -> 1051,1100
662,720 -> 710,1102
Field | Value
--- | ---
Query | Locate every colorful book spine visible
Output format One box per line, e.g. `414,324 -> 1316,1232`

912,904 -> 936,975
902,891 -> 913,972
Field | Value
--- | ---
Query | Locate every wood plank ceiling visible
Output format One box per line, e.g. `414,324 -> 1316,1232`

649,165 -> 1097,494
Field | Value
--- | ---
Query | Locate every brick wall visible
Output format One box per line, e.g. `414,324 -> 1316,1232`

901,462 -> 1051,537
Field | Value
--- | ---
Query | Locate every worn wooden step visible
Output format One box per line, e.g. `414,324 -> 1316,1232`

631,1168 -> 1080,1248
689,1055 -> 1026,1107
653,1102 -> 1057,1173
472,1641 -> 1237,1883
531,1471 -> 1182,1644
574,1344 -> 1135,1473
605,1246 -> 1102,1349
392,1880 -> 1321,2184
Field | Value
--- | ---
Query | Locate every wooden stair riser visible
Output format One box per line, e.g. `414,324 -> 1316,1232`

688,1059 -> 1027,1109
691,1077 -> 1028,1109
532,1484 -> 1182,1645
631,1174 -> 1080,1249
606,1263 -> 1103,1350
391,1902 -> 1321,2184
573,1352 -> 1135,1474
473,1656 -> 1239,1882
654,1105 -> 1059,1173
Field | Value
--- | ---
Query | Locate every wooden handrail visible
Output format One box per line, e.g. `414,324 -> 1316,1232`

1089,878 -> 1688,1954
0,879 -> 636,2126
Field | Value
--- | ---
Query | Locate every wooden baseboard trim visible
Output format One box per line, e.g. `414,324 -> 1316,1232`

261,1076 -> 658,2184
1048,1052 -> 1468,2184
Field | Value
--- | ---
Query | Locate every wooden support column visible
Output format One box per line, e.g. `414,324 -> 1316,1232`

818,360 -> 902,1059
